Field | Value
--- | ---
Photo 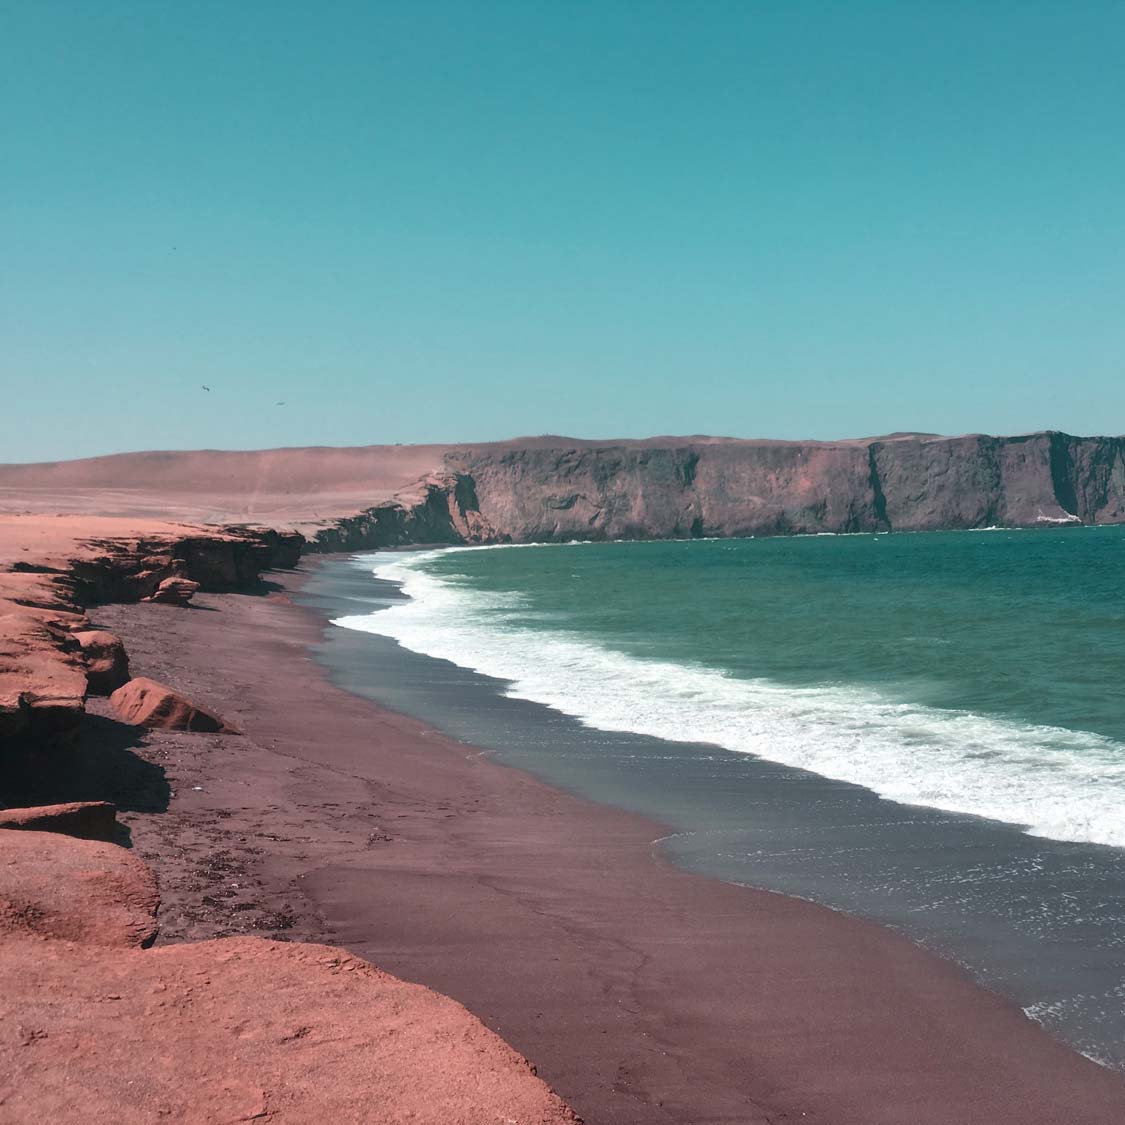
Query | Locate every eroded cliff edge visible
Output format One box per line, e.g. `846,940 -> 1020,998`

2,431 -> 1123,553
309,431 -> 1125,550
0,521 -> 302,757
0,519 -> 577,1123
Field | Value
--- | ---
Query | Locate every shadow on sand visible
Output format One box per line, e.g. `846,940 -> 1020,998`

1,712 -> 171,847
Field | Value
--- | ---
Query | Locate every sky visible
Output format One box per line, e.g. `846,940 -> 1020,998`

3,1 -> 1124,462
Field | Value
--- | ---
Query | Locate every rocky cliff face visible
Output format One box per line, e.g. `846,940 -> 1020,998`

446,440 -> 882,540
309,431 -> 1125,549
871,432 -> 1125,531
309,475 -> 499,552
5,431 -> 1121,550
1,526 -> 301,763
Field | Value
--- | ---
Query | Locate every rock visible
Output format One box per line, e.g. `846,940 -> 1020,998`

428,432 -> 1122,539
175,538 -> 260,588
304,432 -> 1125,549
0,935 -> 578,1123
143,576 -> 200,605
221,526 -> 304,570
109,676 -> 234,733
139,553 -> 175,570
0,800 -> 117,841
0,829 -> 158,948
1,520 -> 292,770
61,525 -> 300,603
72,629 -> 129,694
4,434 -> 1125,545
0,597 -> 88,747
0,801 -> 118,842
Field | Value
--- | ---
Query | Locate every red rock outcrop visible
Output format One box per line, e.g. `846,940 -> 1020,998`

0,590 -> 87,746
110,676 -> 233,733
0,935 -> 578,1124
0,517 -> 299,755
0,826 -> 577,1123
0,507 -> 571,1125
0,829 -> 159,948
0,800 -> 118,842
143,575 -> 199,605
0,533 -> 578,1122
72,629 -> 129,694
64,527 -> 301,604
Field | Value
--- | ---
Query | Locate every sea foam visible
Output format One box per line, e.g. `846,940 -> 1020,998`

333,549 -> 1125,850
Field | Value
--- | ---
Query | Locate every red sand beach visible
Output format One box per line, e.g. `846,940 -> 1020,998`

2,494 -> 1124,1121
71,568 -> 1125,1124
0,514 -> 577,1123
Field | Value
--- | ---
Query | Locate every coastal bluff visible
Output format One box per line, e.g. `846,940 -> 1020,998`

3,435 -> 1125,1122
443,430 -> 1125,542
2,430 -> 1122,550
0,516 -> 577,1123
3,427 -> 1123,794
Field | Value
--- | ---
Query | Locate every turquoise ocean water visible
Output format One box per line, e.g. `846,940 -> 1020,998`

336,527 -> 1125,850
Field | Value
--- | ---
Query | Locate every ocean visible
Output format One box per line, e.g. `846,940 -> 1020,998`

315,527 -> 1125,1068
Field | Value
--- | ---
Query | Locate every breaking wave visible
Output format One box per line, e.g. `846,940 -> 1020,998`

333,549 -> 1125,850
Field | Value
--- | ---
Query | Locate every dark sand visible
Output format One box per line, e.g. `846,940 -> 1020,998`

309,558 -> 1125,1072
72,565 -> 1125,1125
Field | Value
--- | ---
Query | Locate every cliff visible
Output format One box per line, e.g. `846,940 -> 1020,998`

437,431 -> 1125,541
304,431 -> 1125,549
0,516 -> 577,1121
0,517 -> 302,763
2,432 -> 1123,553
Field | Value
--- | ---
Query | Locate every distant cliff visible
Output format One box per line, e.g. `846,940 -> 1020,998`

3,432 -> 1123,549
311,431 -> 1125,548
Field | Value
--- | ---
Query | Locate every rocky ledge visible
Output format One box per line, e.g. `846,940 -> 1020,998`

0,522 -> 300,764
0,829 -> 576,1123
0,517 -> 577,1123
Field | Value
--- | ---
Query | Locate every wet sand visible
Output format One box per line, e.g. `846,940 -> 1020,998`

311,555 -> 1125,1072
82,563 -> 1125,1125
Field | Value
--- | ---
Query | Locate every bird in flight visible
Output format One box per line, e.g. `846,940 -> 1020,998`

276,401 -> 286,406
201,385 -> 210,392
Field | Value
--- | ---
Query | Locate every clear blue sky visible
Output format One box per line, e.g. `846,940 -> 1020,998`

3,1 -> 1124,461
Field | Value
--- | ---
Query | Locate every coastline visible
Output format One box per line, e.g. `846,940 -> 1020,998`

0,521 -> 577,1123
85,557 -> 1125,1124
322,545 -> 1125,1071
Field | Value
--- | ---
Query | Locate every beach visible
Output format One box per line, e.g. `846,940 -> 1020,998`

9,2 -> 1125,1115
64,557 -> 1125,1124
327,537 -> 1125,1070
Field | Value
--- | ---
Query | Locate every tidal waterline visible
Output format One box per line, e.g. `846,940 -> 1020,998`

301,529 -> 1125,1069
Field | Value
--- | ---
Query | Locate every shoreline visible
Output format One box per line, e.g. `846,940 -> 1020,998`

322,546 -> 1125,1071
0,521 -> 578,1123
84,558 -> 1125,1124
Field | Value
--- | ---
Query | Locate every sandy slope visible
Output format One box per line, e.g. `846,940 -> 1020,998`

0,445 -> 451,528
